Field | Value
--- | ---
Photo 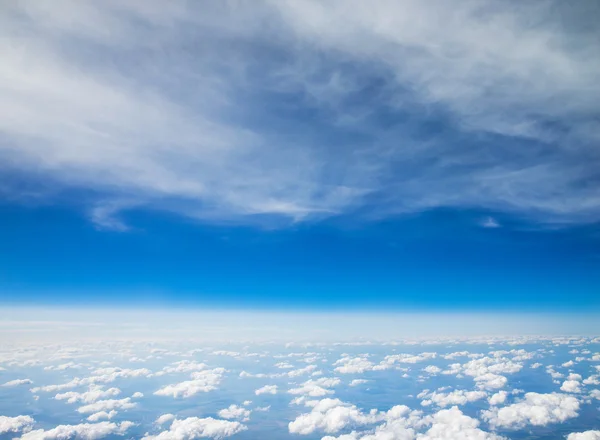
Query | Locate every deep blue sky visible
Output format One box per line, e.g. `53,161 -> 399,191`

1,1 -> 599,312
2,202 -> 599,310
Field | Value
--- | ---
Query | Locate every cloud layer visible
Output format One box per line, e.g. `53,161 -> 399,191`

1,1 -> 599,228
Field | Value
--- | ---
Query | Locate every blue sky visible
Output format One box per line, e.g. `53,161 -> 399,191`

1,1 -> 599,312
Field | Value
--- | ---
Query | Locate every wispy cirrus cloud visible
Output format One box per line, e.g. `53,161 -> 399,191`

1,0 -> 599,228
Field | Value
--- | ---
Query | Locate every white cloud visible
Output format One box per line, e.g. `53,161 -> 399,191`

561,379 -> 582,394
334,356 -> 374,374
375,353 -> 437,370
488,391 -> 508,406
2,379 -> 33,387
288,398 -> 377,435
77,398 -> 137,414
420,389 -> 487,408
289,377 -> 341,397
349,379 -> 369,387
481,217 -> 501,228
474,373 -> 508,390
154,368 -> 225,398
155,414 -> 176,426
218,405 -> 250,422
567,431 -> 600,440
423,366 -> 441,375
418,406 -> 505,440
255,385 -> 278,395
482,392 -> 580,429
19,421 -> 134,440
0,415 -> 34,435
55,387 -> 121,404
142,417 -> 246,439
3,1 -> 598,226
87,411 -> 117,422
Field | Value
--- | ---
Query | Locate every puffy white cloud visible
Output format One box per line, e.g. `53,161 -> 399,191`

155,414 -> 176,426
77,398 -> 137,414
288,398 -> 377,435
482,392 -> 580,429
420,389 -> 487,408
87,411 -> 117,422
218,405 -> 250,422
474,373 -> 507,390
0,415 -> 34,435
375,353 -> 437,370
155,368 -> 225,398
320,405 -> 503,440
255,385 -> 278,395
349,379 -> 369,387
289,378 -> 341,397
423,366 -> 441,375
162,361 -> 209,373
488,391 -> 508,406
417,406 -> 505,440
20,421 -> 134,439
334,356 -> 374,374
142,417 -> 246,439
561,380 -> 582,393
567,431 -> 600,440
274,362 -> 294,369
32,368 -> 152,393
55,387 -> 121,404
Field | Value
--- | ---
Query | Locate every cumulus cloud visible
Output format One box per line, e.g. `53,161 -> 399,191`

77,398 -> 137,414
19,421 -> 134,440
218,405 -> 251,422
55,387 -> 121,404
420,389 -> 487,408
567,431 -> 600,440
418,406 -> 505,440
334,356 -> 374,374
482,392 -> 580,429
288,398 -> 378,435
255,385 -> 278,395
289,378 -> 341,397
0,415 -> 34,435
87,411 -> 117,422
154,367 -> 225,398
561,379 -> 582,393
142,417 -> 246,439
488,391 -> 508,406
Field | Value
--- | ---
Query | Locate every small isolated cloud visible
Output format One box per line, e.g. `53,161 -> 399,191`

2,379 -> 33,387
255,385 -> 278,396
481,217 -> 501,228
218,405 -> 250,422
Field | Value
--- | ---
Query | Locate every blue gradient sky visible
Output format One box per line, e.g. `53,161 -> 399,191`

1,1 -> 599,313
1,202 -> 599,311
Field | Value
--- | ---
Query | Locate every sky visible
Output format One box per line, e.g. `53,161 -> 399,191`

1,0 -> 600,316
